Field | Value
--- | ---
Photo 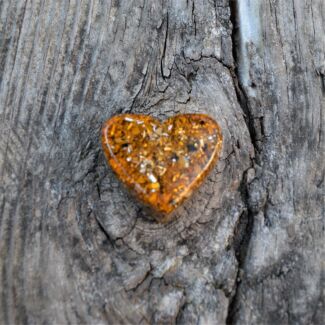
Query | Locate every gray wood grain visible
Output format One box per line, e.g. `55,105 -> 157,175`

0,0 -> 323,324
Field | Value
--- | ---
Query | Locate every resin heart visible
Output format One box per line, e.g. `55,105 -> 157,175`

101,114 -> 222,222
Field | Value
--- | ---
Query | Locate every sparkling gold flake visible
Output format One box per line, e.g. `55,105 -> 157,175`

101,113 -> 223,222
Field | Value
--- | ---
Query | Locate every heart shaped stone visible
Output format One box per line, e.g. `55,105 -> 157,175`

101,114 -> 222,222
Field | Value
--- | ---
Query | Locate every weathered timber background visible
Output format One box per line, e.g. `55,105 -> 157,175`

0,0 -> 324,324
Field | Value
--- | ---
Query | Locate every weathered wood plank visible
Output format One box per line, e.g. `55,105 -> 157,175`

0,0 -> 323,324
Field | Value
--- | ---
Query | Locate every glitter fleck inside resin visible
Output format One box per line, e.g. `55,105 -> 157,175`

101,114 -> 222,222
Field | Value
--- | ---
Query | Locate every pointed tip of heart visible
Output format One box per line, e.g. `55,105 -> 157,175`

101,113 -> 223,222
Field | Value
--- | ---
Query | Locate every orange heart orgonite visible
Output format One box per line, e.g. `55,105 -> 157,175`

101,114 -> 222,222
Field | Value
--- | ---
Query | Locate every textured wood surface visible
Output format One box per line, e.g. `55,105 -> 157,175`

0,0 -> 323,324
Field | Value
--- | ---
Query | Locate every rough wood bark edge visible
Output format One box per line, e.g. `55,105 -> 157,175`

227,1 -> 324,324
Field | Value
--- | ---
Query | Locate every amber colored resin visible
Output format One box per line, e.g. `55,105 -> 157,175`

101,113 -> 222,222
